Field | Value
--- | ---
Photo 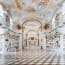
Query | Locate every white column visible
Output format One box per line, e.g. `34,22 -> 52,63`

42,32 -> 46,51
52,16 -> 56,29
10,17 -> 13,29
44,35 -> 46,50
19,33 -> 22,54
2,34 -> 5,54
59,34 -> 64,55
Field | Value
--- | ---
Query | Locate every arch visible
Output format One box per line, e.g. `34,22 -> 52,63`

21,17 -> 43,34
21,16 -> 43,49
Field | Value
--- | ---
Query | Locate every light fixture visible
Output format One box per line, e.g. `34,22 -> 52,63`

16,24 -> 22,30
44,23 -> 50,30
0,23 -> 2,26
13,22 -> 22,30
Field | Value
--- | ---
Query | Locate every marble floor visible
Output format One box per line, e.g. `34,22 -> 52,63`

1,50 -> 65,65
0,49 -> 65,65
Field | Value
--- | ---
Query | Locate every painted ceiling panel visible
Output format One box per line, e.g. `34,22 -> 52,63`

0,0 -> 64,19
1,0 -> 63,15
0,0 -> 64,23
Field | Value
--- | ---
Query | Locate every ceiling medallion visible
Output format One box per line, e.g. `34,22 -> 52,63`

39,0 -> 49,6
39,1 -> 47,6
26,6 -> 35,12
15,0 -> 22,10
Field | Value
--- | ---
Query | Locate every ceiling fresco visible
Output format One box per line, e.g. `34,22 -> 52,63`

0,0 -> 65,33
0,0 -> 64,20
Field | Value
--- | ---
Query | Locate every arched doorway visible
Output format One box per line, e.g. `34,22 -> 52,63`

22,19 -> 42,51
27,31 -> 38,51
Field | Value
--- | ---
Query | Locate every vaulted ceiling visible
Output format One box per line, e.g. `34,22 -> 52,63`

0,0 -> 64,21
0,0 -> 65,34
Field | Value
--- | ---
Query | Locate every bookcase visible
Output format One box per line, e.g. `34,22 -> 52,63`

5,31 -> 20,52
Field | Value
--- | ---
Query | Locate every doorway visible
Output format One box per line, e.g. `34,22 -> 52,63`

22,19 -> 42,51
